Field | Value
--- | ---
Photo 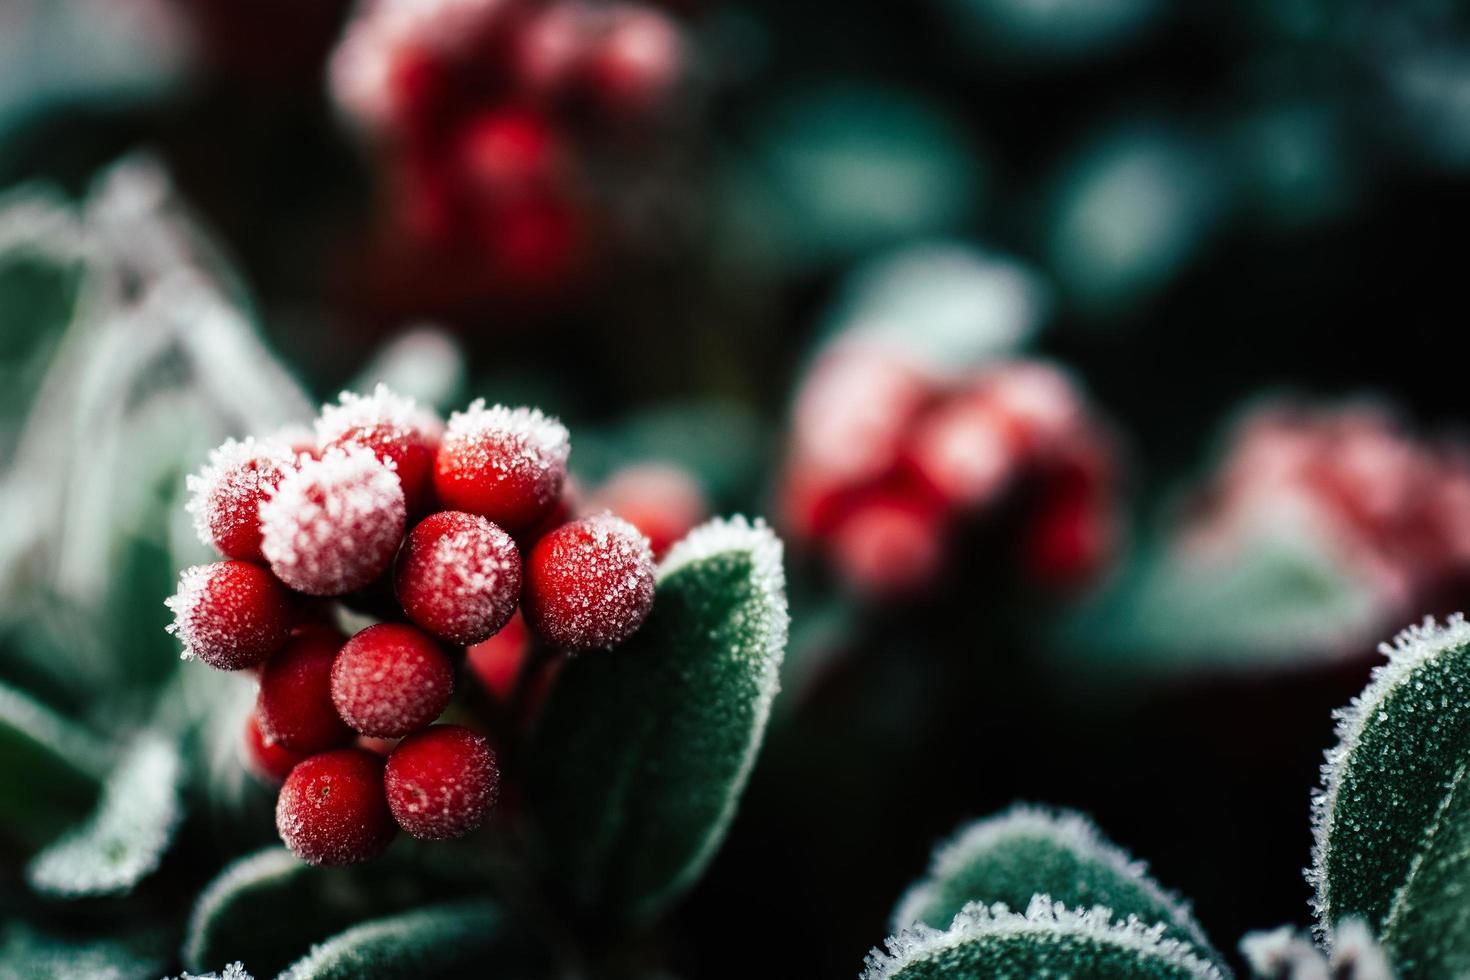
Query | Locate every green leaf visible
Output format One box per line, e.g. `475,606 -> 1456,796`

278,901 -> 503,980
864,897 -> 1224,980
0,921 -> 170,980
183,846 -> 481,978
1311,615 -> 1470,978
531,516 -> 789,919
0,679 -> 107,843
892,805 -> 1218,962
27,732 -> 184,897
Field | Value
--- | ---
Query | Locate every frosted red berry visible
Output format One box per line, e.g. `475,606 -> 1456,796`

395,511 -> 521,645
331,623 -> 455,737
588,463 -> 706,557
384,724 -> 499,840
256,624 -> 354,754
166,560 -> 294,670
275,748 -> 396,865
315,384 -> 442,517
186,437 -> 297,562
523,513 -> 655,652
260,446 -> 407,596
433,401 -> 570,532
242,711 -> 307,784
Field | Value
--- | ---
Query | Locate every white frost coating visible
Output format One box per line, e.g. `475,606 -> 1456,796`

165,963 -> 254,980
1238,920 -> 1395,980
314,382 -> 440,449
27,734 -> 183,897
164,564 -> 215,661
651,515 -> 789,902
443,399 -> 570,466
863,895 -> 1224,980
1307,613 -> 1470,945
890,803 -> 1213,956
184,436 -> 297,550
259,445 -> 407,596
182,848 -> 304,971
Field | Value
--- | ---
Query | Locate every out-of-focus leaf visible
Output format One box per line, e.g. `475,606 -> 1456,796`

27,732 -> 184,897
349,326 -> 466,414
891,805 -> 1219,964
817,241 -> 1051,377
532,516 -> 789,919
934,0 -> 1163,62
0,679 -> 107,844
1310,615 -> 1470,978
723,84 -> 984,270
864,896 -> 1225,980
0,921 -> 170,980
278,901 -> 504,980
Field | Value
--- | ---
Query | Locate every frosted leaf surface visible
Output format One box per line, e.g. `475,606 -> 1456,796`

892,804 -> 1219,962
279,900 -> 502,979
0,921 -> 169,980
864,896 -> 1224,980
165,964 -> 254,980
27,733 -> 183,897
532,516 -> 788,919
260,446 -> 406,596
1310,614 -> 1470,978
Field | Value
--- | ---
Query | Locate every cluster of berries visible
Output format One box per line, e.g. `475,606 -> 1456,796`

780,345 -> 1119,598
1177,399 -> 1470,641
166,385 -> 656,864
329,0 -> 690,313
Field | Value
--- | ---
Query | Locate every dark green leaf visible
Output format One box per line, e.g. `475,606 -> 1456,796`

532,516 -> 789,919
0,921 -> 169,980
0,679 -> 106,845
278,901 -> 502,980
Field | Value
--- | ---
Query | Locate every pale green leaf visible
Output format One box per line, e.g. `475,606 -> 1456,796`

0,921 -> 169,980
278,901 -> 502,980
531,516 -> 789,919
864,897 -> 1224,980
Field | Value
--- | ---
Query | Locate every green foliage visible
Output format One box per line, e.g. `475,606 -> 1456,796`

531,516 -> 789,920
0,921 -> 170,980
277,901 -> 503,980
1311,615 -> 1470,978
0,679 -> 107,844
865,897 -> 1224,980
27,732 -> 183,897
892,805 -> 1217,961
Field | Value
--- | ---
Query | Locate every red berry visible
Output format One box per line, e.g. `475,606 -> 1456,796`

523,513 -> 655,652
257,625 -> 354,754
588,463 -> 706,557
331,623 -> 455,737
466,609 -> 529,700
384,725 -> 499,840
260,446 -> 407,596
829,490 -> 946,597
242,711 -> 307,784
395,511 -> 521,645
315,384 -> 442,517
583,6 -> 683,114
186,437 -> 297,562
275,748 -> 396,865
433,402 -> 569,532
166,560 -> 294,670
456,108 -> 558,201
904,393 -> 1018,508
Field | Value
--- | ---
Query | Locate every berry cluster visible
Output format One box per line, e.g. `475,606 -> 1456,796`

781,345 -> 1119,598
329,0 -> 690,312
167,385 -> 657,864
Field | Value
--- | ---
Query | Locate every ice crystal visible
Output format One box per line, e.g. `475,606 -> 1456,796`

314,382 -> 440,450
442,399 -> 570,476
184,435 -> 296,553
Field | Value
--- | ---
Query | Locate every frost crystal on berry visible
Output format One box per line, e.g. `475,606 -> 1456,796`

434,400 -> 570,531
384,724 -> 499,840
185,436 -> 298,561
524,512 -> 655,652
315,384 -> 442,515
396,511 -> 521,645
259,446 -> 407,596
165,561 -> 293,670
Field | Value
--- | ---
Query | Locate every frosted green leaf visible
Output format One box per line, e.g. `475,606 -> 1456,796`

531,516 -> 789,919
892,804 -> 1219,963
0,921 -> 169,980
279,901 -> 502,980
0,679 -> 108,842
1310,615 -> 1470,978
27,732 -> 183,897
864,896 -> 1225,980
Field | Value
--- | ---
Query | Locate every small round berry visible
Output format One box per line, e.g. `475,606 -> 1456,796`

395,511 -> 521,645
583,6 -> 684,114
275,748 -> 396,865
523,513 -> 655,652
433,401 -> 569,532
829,490 -> 946,598
588,463 -> 706,557
260,446 -> 407,596
166,560 -> 294,670
257,625 -> 354,754
466,609 -> 529,700
384,725 -> 499,840
242,711 -> 307,784
315,384 -> 442,517
331,624 -> 455,738
186,437 -> 297,561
